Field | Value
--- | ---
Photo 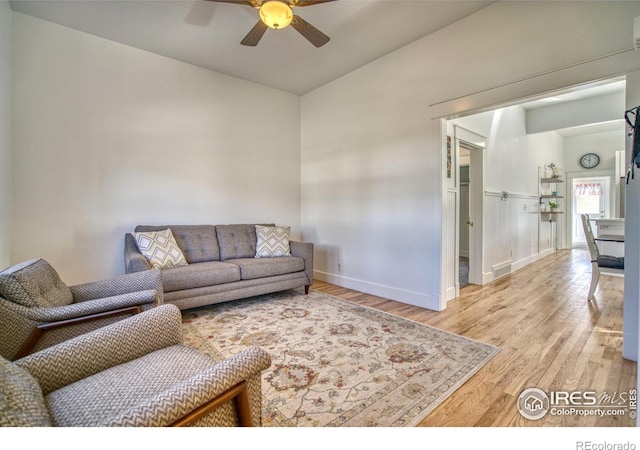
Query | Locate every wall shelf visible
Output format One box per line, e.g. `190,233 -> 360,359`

539,167 -> 565,225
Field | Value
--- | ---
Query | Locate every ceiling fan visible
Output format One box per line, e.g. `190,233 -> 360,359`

206,0 -> 336,47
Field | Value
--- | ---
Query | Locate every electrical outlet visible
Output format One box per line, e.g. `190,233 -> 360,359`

337,262 -> 343,272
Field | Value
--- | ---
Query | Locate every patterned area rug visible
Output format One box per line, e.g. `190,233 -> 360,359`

182,289 -> 499,427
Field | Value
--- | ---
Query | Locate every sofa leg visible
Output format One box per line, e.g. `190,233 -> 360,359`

305,285 -> 310,295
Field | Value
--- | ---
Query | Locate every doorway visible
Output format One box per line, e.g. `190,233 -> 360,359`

571,176 -> 610,247
451,125 -> 485,297
458,146 -> 470,288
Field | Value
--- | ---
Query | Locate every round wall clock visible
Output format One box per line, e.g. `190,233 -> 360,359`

579,153 -> 600,169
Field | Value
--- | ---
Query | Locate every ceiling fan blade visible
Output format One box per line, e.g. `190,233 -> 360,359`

241,20 -> 269,46
290,15 -> 330,47
292,0 -> 337,7
205,0 -> 259,6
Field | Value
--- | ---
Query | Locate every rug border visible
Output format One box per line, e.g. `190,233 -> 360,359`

307,289 -> 500,354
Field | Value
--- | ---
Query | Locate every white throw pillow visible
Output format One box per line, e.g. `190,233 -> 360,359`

255,225 -> 291,258
132,228 -> 188,269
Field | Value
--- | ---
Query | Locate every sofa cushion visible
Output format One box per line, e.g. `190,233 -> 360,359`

45,345 -> 217,427
225,257 -> 304,281
161,261 -> 241,292
0,357 -> 52,426
597,255 -> 624,270
0,259 -> 73,308
135,225 -> 220,263
216,224 -> 274,261
132,228 -> 189,270
255,225 -> 291,258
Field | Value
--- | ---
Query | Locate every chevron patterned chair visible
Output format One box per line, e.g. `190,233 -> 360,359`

0,258 -> 163,361
0,303 -> 272,427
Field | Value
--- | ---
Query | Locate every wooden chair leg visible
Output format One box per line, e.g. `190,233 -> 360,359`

234,382 -> 253,427
13,328 -> 45,361
171,381 -> 253,427
588,262 -> 600,302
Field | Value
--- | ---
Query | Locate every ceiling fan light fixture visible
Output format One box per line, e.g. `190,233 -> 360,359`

259,0 -> 293,30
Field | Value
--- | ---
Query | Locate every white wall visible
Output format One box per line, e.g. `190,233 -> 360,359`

625,69 -> 640,362
563,131 -> 624,173
11,13 -> 302,284
301,1 -> 640,310
452,106 -> 563,282
0,1 -> 11,270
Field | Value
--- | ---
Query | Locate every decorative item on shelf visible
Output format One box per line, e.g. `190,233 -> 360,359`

548,201 -> 559,212
552,190 -> 558,196
547,162 -> 560,178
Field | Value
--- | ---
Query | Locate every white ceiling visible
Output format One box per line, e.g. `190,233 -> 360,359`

9,0 -> 493,95
520,79 -> 627,138
520,79 -> 626,111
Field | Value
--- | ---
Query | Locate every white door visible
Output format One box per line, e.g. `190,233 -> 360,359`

572,177 -> 610,246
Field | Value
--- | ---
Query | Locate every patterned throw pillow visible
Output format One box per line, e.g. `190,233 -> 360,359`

132,228 -> 188,270
255,225 -> 291,258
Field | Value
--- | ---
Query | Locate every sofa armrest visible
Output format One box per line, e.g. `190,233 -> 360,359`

15,304 -> 183,395
69,269 -> 163,306
124,233 -> 152,274
99,346 -> 272,427
290,241 -> 314,287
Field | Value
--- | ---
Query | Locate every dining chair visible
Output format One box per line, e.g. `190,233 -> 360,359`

580,214 -> 624,301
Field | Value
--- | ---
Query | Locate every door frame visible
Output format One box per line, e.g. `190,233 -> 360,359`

566,171 -> 614,249
448,125 -> 486,299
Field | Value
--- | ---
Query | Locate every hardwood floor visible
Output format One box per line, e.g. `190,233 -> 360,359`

311,249 -> 637,427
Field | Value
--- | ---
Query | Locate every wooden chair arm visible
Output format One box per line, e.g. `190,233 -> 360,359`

13,305 -> 142,360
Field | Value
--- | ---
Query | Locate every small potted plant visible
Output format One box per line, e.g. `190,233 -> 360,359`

548,201 -> 559,212
547,163 -> 560,178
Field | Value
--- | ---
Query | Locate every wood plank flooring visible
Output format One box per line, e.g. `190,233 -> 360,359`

311,249 -> 637,427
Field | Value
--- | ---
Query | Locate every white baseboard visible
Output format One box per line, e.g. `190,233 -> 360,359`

313,270 -> 442,311
482,248 -> 556,284
446,285 -> 457,302
512,247 -> 555,272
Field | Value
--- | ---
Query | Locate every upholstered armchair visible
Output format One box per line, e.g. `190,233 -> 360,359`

0,304 -> 271,427
0,258 -> 163,361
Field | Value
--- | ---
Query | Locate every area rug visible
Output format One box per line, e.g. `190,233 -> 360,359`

181,289 -> 499,427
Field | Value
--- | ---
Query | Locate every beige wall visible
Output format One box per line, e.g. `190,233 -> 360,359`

11,13 -> 302,284
0,1 -> 11,270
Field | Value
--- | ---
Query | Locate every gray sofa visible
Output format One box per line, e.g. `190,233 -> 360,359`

124,224 -> 313,310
